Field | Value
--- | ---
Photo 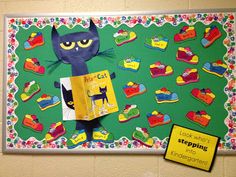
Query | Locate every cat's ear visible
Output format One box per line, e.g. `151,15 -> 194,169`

62,84 -> 67,92
51,25 -> 62,60
89,19 -> 98,36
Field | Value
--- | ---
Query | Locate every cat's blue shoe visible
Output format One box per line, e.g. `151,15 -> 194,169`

118,57 -> 141,72
202,60 -> 227,77
67,130 -> 88,149
92,127 -> 114,143
155,88 -> 179,103
37,94 -> 60,111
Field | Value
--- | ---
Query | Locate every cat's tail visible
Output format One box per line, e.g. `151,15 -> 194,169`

87,90 -> 92,97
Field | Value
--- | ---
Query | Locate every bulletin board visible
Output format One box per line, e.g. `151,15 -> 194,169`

2,9 -> 236,154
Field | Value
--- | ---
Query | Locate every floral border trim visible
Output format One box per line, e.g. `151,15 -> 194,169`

5,12 -> 235,151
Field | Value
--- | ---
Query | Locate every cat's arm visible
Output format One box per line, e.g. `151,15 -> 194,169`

54,81 -> 60,88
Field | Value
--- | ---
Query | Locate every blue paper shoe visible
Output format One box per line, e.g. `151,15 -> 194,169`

202,60 -> 227,77
155,88 -> 179,103
37,94 -> 60,111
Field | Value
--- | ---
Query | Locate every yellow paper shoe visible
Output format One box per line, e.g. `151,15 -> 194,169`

20,81 -> 40,102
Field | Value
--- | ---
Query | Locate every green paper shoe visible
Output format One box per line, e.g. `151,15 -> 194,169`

113,29 -> 137,46
20,80 -> 40,102
119,104 -> 140,123
132,127 -> 154,147
92,127 -> 114,143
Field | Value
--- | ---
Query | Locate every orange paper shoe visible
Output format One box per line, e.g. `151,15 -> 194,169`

191,88 -> 215,105
24,58 -> 45,75
22,114 -> 43,132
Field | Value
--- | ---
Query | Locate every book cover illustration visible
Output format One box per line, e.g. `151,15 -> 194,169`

60,70 -> 118,121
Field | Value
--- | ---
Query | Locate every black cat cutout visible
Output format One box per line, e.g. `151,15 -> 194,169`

51,20 -> 115,143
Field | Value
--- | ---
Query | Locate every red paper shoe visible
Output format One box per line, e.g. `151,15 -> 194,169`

45,122 -> 66,143
24,32 -> 44,50
149,62 -> 173,78
176,47 -> 199,64
174,26 -> 196,42
201,26 -> 221,48
147,111 -> 171,127
123,82 -> 146,98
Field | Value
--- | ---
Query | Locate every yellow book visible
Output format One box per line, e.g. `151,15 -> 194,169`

60,70 -> 118,121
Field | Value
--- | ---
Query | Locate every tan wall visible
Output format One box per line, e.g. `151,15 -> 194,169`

0,0 -> 236,177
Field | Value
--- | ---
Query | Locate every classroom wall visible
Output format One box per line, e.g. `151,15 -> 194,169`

0,0 -> 235,177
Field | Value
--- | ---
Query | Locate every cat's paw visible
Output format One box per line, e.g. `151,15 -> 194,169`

99,108 -> 108,115
107,103 -> 114,107
110,72 -> 116,79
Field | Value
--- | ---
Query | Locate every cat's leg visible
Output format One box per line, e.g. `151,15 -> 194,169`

99,99 -> 108,115
75,120 -> 93,141
99,99 -> 105,110
75,119 -> 101,141
91,100 -> 97,116
91,100 -> 97,110
104,96 -> 113,107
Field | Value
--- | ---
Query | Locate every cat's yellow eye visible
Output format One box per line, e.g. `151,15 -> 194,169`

77,39 -> 93,48
60,42 -> 75,50
67,101 -> 74,105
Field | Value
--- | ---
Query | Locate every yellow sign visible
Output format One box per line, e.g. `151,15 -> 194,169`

164,124 -> 219,172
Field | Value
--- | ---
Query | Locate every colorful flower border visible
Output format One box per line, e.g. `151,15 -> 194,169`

5,12 -> 235,152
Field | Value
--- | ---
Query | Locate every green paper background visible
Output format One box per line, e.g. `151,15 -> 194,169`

15,21 -> 228,143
